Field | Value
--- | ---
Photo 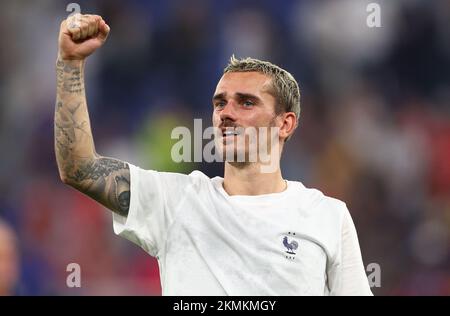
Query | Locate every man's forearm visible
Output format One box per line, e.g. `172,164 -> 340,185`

54,57 -> 131,215
54,58 -> 96,182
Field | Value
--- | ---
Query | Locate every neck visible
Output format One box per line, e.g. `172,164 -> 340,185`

223,161 -> 286,196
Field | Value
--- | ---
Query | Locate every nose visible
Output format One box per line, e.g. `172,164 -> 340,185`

219,100 -> 237,123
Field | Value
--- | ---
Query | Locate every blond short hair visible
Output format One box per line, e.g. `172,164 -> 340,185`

224,55 -> 301,126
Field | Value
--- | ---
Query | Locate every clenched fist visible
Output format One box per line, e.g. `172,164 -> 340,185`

58,14 -> 110,60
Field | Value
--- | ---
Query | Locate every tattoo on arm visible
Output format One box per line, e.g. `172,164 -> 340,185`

115,175 -> 131,212
56,59 -> 84,94
68,158 -> 131,216
55,58 -> 130,216
54,99 -> 90,173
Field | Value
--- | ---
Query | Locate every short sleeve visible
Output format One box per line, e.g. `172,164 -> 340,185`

112,163 -> 197,257
327,207 -> 373,296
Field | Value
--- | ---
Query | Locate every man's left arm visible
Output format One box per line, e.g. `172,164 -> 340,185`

337,210 -> 373,296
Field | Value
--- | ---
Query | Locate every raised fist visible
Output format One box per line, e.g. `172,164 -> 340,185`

58,14 -> 110,60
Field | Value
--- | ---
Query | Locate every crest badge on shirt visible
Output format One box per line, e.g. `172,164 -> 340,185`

282,232 -> 299,260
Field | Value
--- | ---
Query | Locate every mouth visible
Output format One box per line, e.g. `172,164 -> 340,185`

222,129 -> 239,137
222,131 -> 239,137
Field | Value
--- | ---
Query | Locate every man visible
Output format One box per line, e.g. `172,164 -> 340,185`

55,14 -> 372,295
0,219 -> 20,296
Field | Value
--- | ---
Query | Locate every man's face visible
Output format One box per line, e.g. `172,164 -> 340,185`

212,71 -> 280,162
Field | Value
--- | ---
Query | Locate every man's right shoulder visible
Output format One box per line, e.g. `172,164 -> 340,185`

131,164 -> 211,188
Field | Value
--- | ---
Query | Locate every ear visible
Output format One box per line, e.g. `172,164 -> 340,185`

278,112 -> 297,142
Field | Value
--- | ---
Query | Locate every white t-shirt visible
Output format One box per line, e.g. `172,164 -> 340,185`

113,163 -> 373,296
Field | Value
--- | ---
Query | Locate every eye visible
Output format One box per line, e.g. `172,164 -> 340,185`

214,101 -> 226,109
243,100 -> 254,107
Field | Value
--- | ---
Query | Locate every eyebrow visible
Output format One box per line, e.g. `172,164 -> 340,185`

235,92 -> 261,102
212,92 -> 227,102
212,92 -> 261,103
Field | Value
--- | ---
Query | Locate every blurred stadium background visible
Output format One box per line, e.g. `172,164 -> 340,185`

0,0 -> 449,295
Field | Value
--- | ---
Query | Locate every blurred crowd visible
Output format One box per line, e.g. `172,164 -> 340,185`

0,0 -> 449,295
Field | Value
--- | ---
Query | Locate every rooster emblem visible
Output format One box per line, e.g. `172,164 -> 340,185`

283,236 -> 299,255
